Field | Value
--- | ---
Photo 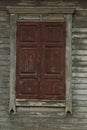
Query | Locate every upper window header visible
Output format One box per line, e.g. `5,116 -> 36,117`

7,6 -> 75,14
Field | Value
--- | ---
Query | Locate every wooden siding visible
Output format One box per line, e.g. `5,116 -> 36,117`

72,12 -> 87,122
0,0 -> 87,130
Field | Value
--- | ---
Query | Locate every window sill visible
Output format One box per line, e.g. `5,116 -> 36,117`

16,99 -> 65,107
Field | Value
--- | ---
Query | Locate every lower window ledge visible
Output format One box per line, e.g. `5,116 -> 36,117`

16,99 -> 65,107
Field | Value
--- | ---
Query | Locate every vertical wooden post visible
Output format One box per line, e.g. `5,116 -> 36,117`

9,14 -> 18,114
65,14 -> 72,114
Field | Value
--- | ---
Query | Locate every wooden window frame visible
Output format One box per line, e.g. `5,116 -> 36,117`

7,6 -> 75,114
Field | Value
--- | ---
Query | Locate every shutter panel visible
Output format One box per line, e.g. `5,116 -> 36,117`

40,23 -> 66,100
16,22 -> 40,99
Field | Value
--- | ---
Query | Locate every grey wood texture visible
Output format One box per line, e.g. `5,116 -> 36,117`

9,14 -> 18,113
7,6 -> 75,14
65,14 -> 72,114
16,100 -> 65,107
18,14 -> 65,22
0,0 -> 87,130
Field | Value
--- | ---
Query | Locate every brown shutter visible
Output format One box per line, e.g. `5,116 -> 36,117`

40,22 -> 66,100
16,22 -> 66,100
16,22 -> 41,99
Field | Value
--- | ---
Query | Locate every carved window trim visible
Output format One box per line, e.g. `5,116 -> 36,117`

7,6 -> 75,114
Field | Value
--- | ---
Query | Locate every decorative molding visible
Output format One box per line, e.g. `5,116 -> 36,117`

9,14 -> 18,114
7,6 -> 75,14
18,14 -> 65,22
65,15 -> 72,114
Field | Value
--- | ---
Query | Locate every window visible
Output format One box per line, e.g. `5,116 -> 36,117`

7,6 -> 75,114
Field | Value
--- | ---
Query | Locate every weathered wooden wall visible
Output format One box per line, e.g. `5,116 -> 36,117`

0,0 -> 87,130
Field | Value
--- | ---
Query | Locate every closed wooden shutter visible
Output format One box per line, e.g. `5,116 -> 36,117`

16,22 -> 66,100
